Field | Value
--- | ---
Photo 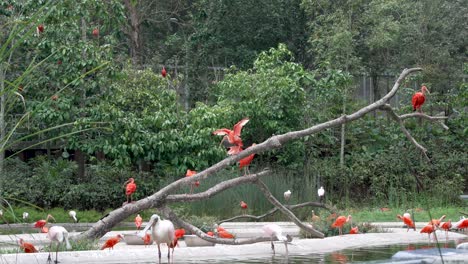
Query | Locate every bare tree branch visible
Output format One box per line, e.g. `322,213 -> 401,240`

77,68 -> 423,240
218,201 -> 334,224
380,104 -> 449,162
158,205 -> 273,245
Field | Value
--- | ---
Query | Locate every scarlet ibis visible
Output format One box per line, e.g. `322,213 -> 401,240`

239,143 -> 256,175
454,217 -> 468,230
213,118 -> 249,150
240,201 -> 248,215
185,169 -> 200,194
47,226 -> 71,264
318,186 -> 325,202
124,177 -> 137,203
331,215 -> 352,235
34,214 -> 55,233
420,223 -> 436,241
161,67 -> 167,77
349,226 -> 359,234
142,233 -> 152,247
18,238 -> 38,253
69,210 -> 77,223
440,220 -> 452,240
92,28 -> 99,37
218,230 -> 235,239
101,234 -> 123,250
428,215 -> 446,227
139,214 -> 175,263
135,214 -> 143,230
174,228 -> 185,239
412,85 -> 430,112
283,190 -> 291,203
262,223 -> 292,256
37,24 -> 44,35
397,214 -> 416,231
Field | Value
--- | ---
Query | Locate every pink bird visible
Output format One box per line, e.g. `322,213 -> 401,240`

135,214 -> 143,230
124,177 -> 137,203
331,215 -> 352,235
213,118 -> 249,152
262,223 -> 292,256
47,226 -> 72,263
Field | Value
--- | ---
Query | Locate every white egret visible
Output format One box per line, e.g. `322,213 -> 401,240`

283,190 -> 291,203
68,210 -> 77,223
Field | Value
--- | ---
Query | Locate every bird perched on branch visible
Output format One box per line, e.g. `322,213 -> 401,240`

18,238 -> 38,253
123,177 -> 137,204
185,169 -> 200,194
213,118 -> 249,154
412,85 -> 430,112
318,186 -> 325,203
139,214 -> 175,263
101,234 -> 123,250
239,143 -> 256,175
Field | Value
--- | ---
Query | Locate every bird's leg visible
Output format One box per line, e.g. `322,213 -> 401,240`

55,244 -> 60,263
270,239 -> 275,254
157,244 -> 162,264
284,241 -> 289,257
47,252 -> 52,264
167,245 -> 171,263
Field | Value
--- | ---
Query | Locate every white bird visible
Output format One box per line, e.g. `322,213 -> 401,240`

69,210 -> 77,223
318,186 -> 325,202
47,226 -> 71,264
262,223 -> 292,256
22,212 -> 29,221
0,209 -> 3,216
139,214 -> 175,263
283,190 -> 291,203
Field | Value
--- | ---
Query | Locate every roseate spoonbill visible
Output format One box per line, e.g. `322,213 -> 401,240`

420,223 -> 436,241
161,67 -> 167,78
68,210 -> 77,223
22,212 -> 29,221
185,169 -> 199,194
101,234 -> 123,250
284,190 -> 291,203
331,215 -> 352,235
34,214 -> 55,233
349,226 -> 359,234
135,214 -> 143,230
397,214 -> 416,231
318,186 -> 325,202
262,223 -> 292,256
18,238 -> 38,253
47,226 -> 71,264
240,201 -> 248,214
139,214 -> 175,263
213,118 -> 249,150
412,85 -> 430,112
440,220 -> 452,240
124,177 -> 137,203
239,144 -> 256,175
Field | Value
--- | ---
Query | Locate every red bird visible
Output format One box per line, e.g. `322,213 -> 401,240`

420,224 -> 436,241
161,67 -> 167,78
142,233 -> 152,246
218,230 -> 235,239
34,214 -> 55,233
37,24 -> 44,34
239,144 -> 256,175
101,234 -> 123,250
331,215 -> 352,235
397,214 -> 416,232
207,231 -> 214,237
440,220 -> 452,240
412,85 -> 430,112
240,201 -> 248,209
135,214 -> 143,230
213,118 -> 250,152
92,28 -> 99,37
185,169 -> 200,194
18,238 -> 38,253
349,226 -> 359,234
428,215 -> 446,227
174,228 -> 185,239
124,177 -> 137,203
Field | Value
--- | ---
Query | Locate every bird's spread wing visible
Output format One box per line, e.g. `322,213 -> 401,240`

213,128 -> 231,136
233,118 -> 249,136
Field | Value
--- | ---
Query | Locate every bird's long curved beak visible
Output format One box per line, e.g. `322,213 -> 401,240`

138,218 -> 154,238
47,214 -> 56,222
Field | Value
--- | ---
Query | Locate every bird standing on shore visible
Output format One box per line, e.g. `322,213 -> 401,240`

139,214 -> 175,263
331,215 -> 352,235
18,238 -> 38,253
47,226 -> 71,264
101,234 -> 123,250
262,223 -> 292,256
397,214 -> 416,232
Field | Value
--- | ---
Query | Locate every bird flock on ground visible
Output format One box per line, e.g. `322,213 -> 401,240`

6,85 -> 466,262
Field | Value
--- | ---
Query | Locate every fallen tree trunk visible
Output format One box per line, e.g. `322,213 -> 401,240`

76,67 -> 447,243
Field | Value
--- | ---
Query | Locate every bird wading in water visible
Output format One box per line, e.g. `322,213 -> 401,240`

47,226 -> 71,264
262,223 -> 292,256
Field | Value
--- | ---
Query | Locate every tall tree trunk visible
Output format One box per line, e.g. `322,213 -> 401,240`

123,0 -> 142,66
76,18 -> 88,180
